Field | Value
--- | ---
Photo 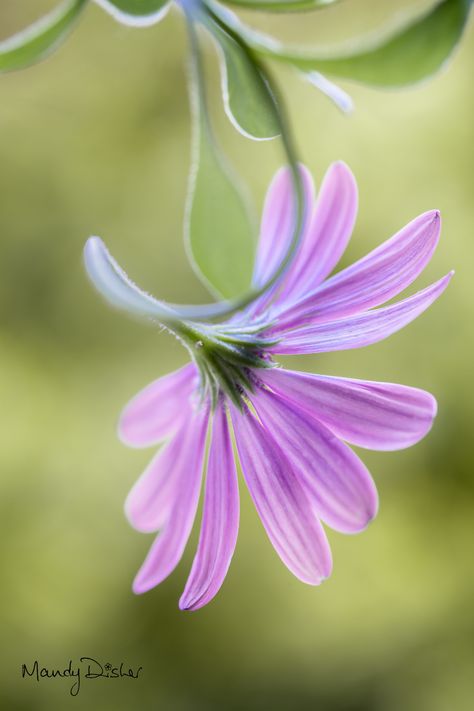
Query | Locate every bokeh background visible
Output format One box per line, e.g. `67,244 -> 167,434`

1,1 -> 473,709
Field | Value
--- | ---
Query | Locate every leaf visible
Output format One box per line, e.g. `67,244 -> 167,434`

204,15 -> 281,140
94,0 -> 170,26
0,0 -> 87,73
239,0 -> 474,87
186,118 -> 256,300
84,236 -> 179,322
219,0 -> 341,13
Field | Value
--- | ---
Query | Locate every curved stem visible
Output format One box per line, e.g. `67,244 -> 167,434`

170,8 -> 305,321
215,0 -> 340,13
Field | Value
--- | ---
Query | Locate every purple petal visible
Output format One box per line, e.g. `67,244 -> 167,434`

260,368 -> 437,451
119,364 -> 198,448
253,164 -> 314,289
278,210 -> 441,329
251,387 -> 378,534
180,404 -> 239,611
278,161 -> 358,307
273,273 -> 453,355
230,404 -> 332,584
125,418 -> 192,533
132,406 -> 209,594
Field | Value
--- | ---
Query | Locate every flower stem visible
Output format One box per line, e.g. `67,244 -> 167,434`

171,10 -> 305,321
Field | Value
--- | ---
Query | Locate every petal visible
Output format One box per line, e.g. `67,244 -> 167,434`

132,406 -> 209,594
125,418 -> 192,533
251,387 -> 378,534
230,404 -> 332,584
278,209 -> 441,328
180,404 -> 239,611
260,368 -> 437,451
273,273 -> 453,355
252,164 -> 314,289
278,161 -> 358,307
118,364 -> 198,448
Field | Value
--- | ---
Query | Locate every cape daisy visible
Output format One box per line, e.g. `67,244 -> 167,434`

85,161 -> 452,610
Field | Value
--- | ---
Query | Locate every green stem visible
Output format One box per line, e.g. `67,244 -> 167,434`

172,9 -> 305,322
216,0 -> 341,12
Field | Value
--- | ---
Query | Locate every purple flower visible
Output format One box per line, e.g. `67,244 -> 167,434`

95,163 -> 452,610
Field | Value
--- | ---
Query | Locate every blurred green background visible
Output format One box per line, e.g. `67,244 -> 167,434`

1,1 -> 473,709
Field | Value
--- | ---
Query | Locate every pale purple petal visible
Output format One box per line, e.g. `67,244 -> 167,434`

273,273 -> 453,355
230,405 -> 332,584
251,387 -> 378,534
180,404 -> 239,611
253,164 -> 314,288
132,406 -> 209,594
278,210 -> 441,329
260,368 -> 437,451
125,418 -> 192,533
278,161 -> 358,307
119,364 -> 197,448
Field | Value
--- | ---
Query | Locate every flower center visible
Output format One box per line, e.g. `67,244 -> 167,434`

177,320 -> 277,408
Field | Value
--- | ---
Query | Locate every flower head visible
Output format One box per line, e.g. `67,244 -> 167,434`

87,162 -> 451,610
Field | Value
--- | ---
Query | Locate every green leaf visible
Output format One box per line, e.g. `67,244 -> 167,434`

84,236 -> 180,322
219,0 -> 340,13
186,118 -> 256,300
0,0 -> 87,73
94,0 -> 170,25
238,0 -> 474,87
204,15 -> 281,140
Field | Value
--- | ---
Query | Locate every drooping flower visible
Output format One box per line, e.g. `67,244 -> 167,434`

85,162 -> 452,610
